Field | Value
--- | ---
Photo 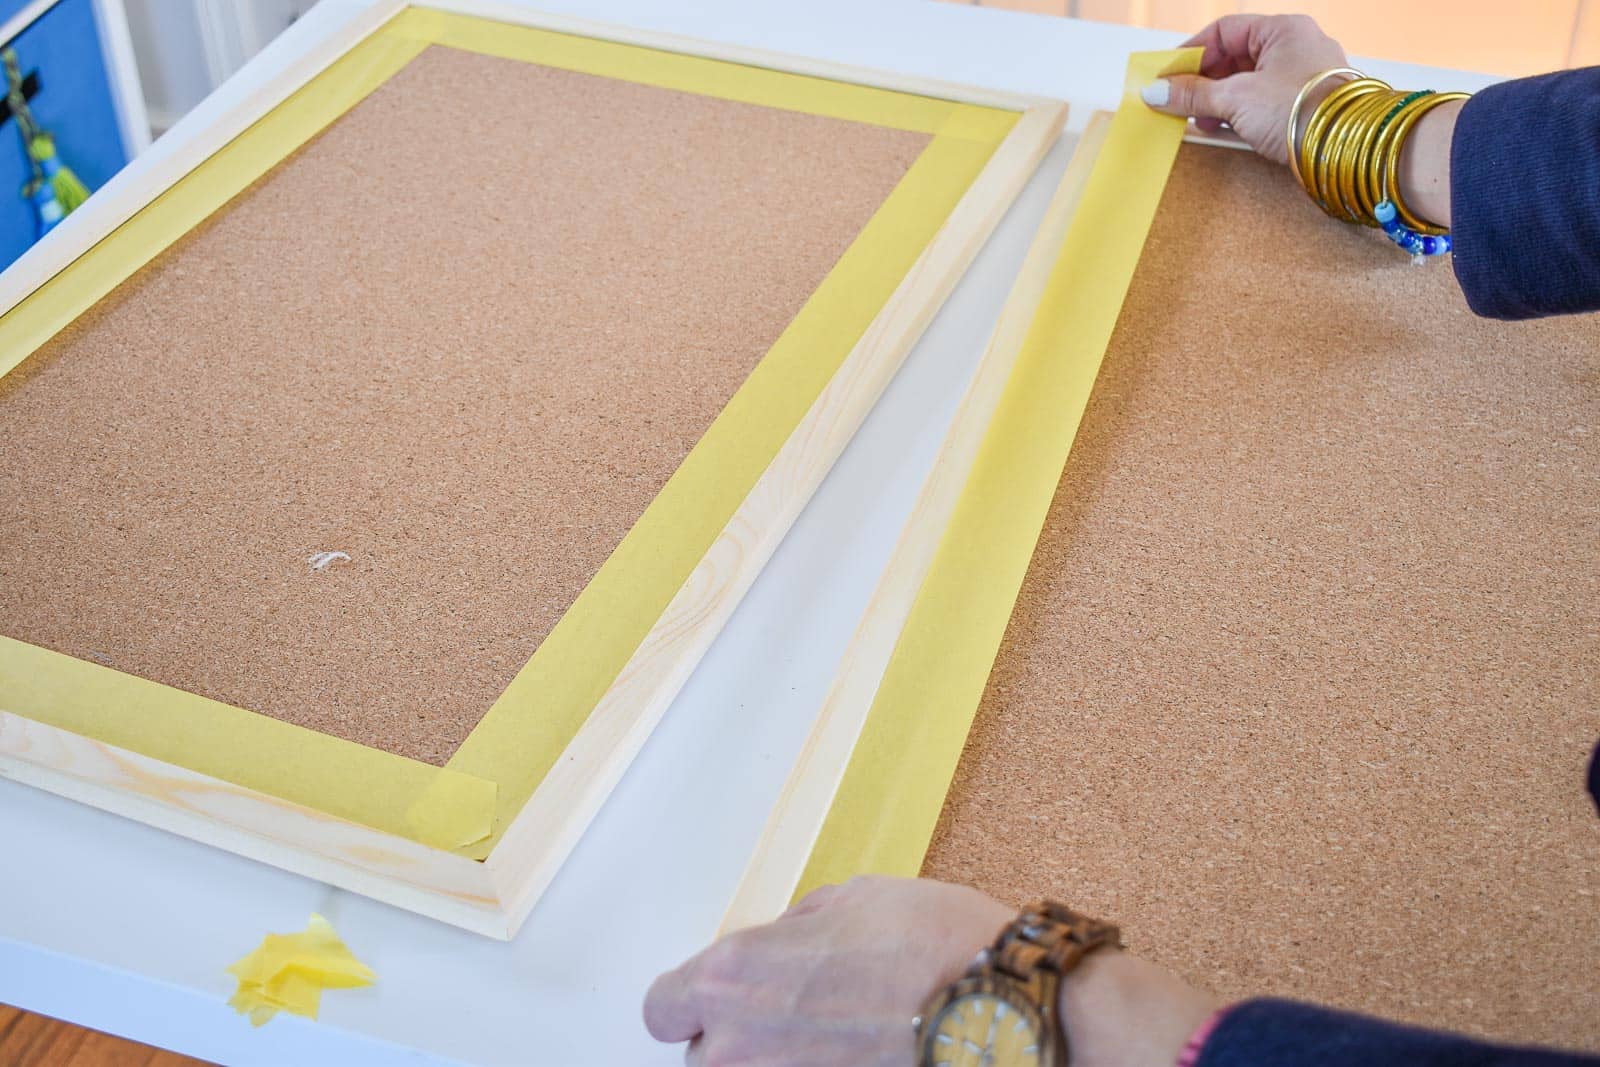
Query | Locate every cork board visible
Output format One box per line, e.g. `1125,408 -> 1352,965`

0,43 -> 929,767
920,144 -> 1600,1049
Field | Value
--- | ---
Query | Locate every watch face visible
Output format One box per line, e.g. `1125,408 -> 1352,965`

920,985 -> 1046,1067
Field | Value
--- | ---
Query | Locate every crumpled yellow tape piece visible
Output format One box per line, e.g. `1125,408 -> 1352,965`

227,914 -> 375,1027
794,49 -> 1203,897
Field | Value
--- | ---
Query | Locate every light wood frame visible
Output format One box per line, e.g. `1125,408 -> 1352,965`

723,114 -> 1112,932
0,0 -> 1065,938
719,113 -> 1251,929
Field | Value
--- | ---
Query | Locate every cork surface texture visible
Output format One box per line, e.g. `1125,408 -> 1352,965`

921,144 -> 1600,1049
0,44 -> 929,765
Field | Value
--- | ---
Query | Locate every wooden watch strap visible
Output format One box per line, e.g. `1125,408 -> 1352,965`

990,901 -> 1122,982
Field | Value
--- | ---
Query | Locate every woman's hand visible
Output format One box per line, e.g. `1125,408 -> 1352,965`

1140,13 -> 1458,227
1141,13 -> 1349,164
642,875 -> 1219,1067
644,877 -> 1009,1066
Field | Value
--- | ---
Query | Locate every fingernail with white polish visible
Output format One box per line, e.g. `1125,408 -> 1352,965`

1140,80 -> 1170,107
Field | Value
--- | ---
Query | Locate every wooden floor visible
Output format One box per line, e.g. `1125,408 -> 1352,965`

0,1004 -> 210,1067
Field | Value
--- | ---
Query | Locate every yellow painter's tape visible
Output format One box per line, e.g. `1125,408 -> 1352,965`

0,637 -> 495,850
0,8 -> 1018,852
227,913 -> 375,1027
447,102 -> 1014,840
390,8 -> 1018,140
0,32 -> 428,381
795,49 -> 1203,896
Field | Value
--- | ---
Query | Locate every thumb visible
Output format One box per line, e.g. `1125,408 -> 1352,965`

642,961 -> 703,1044
1140,73 -> 1234,124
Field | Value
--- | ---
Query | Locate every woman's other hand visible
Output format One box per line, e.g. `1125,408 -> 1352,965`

1141,14 -> 1348,164
642,875 -> 1218,1067
643,877 -> 1010,1066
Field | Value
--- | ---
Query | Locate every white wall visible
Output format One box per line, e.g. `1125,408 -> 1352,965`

124,0 -> 317,133
945,0 -> 1600,76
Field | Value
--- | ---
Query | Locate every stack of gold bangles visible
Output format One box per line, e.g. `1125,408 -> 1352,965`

1287,68 -> 1469,259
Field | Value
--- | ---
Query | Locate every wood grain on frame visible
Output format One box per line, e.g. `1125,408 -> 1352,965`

723,114 -> 1108,933
0,711 -> 504,935
486,96 -> 1066,937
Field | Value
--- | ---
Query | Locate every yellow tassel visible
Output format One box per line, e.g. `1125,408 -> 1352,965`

28,133 -> 90,214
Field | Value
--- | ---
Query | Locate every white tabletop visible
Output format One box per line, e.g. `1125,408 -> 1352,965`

0,3 -> 1501,1064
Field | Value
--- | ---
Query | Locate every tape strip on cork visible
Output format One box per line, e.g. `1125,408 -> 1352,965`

794,48 -> 1204,893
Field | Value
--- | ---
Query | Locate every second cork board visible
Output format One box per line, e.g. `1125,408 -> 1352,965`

0,2 -> 1064,936
805,137 -> 1600,1049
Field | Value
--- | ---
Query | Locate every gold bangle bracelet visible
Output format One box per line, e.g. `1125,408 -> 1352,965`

1320,93 -> 1370,218
1330,90 -> 1395,221
1303,80 -> 1384,214
1358,91 -> 1416,216
1347,90 -> 1404,219
1286,66 -> 1363,185
1383,91 -> 1469,233
1363,91 -> 1431,223
1287,67 -> 1468,252
1300,78 -> 1383,203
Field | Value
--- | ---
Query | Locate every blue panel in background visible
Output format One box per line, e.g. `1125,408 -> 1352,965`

2,0 -> 129,270
0,1 -> 35,26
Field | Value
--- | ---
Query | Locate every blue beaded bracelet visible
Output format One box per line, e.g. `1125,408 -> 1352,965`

1375,199 -> 1451,261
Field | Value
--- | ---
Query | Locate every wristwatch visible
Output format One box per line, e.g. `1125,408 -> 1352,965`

913,901 -> 1121,1067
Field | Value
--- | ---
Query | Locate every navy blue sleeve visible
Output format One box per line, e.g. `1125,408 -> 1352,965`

1589,739 -> 1599,816
1449,66 -> 1600,319
1195,999 -> 1600,1067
